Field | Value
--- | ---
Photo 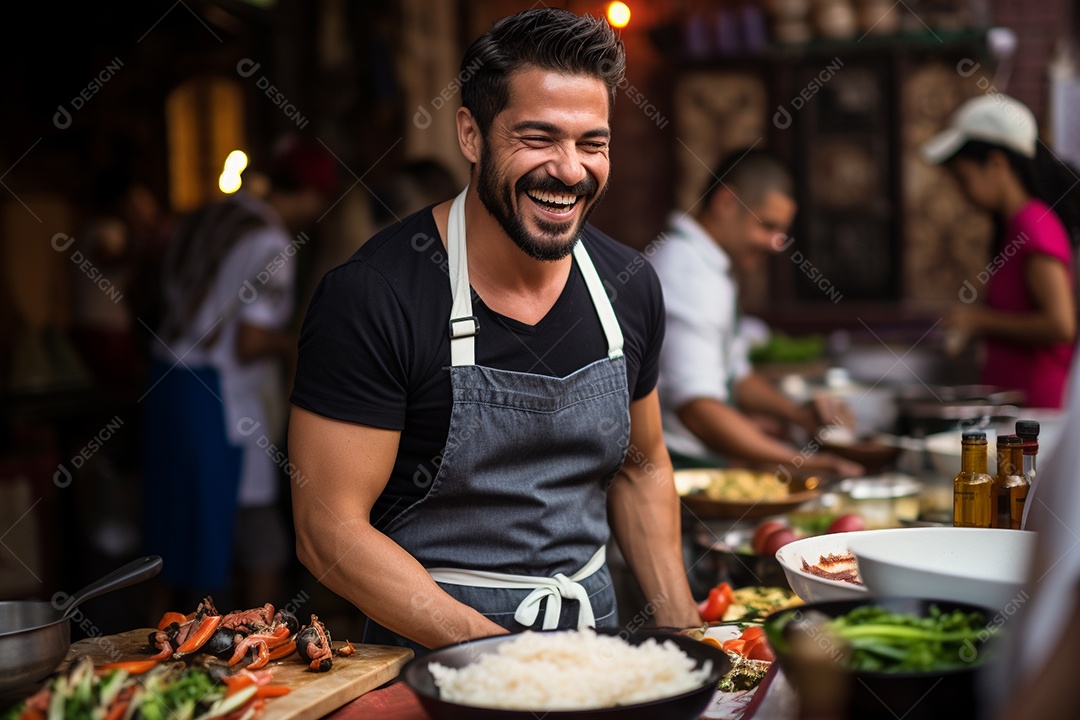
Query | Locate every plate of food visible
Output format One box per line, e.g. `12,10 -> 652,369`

675,468 -> 822,520
679,621 -> 780,719
402,627 -> 729,720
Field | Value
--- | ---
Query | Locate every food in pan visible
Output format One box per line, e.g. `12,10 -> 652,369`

676,469 -> 790,502
428,628 -> 713,710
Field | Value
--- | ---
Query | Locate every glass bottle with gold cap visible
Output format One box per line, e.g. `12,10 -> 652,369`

993,434 -> 1028,530
954,431 -> 993,528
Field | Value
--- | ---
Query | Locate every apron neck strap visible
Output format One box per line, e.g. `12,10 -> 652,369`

447,187 -> 476,367
446,185 -> 625,366
572,241 -> 623,359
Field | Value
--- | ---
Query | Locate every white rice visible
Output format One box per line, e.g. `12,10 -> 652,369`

428,628 -> 713,711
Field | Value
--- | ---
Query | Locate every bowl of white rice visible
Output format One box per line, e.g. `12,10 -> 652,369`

401,627 -> 729,719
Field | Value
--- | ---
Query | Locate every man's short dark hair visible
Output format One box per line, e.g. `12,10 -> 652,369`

459,8 -> 626,135
701,148 -> 793,209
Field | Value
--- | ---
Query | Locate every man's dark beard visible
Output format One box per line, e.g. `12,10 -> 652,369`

475,141 -> 608,262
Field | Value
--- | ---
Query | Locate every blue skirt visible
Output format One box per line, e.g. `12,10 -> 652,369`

142,358 -> 242,592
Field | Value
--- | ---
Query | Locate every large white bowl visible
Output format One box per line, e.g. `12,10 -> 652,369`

847,527 -> 1036,610
774,533 -> 869,602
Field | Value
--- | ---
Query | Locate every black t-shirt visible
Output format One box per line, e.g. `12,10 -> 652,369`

290,206 -> 665,528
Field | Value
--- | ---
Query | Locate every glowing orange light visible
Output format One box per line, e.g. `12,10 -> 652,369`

606,1 -> 630,28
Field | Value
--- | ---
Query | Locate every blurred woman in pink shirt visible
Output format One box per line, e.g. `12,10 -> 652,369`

924,94 -> 1080,408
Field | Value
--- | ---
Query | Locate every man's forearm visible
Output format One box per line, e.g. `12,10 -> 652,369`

734,373 -> 815,432
679,397 -> 805,467
295,518 -> 506,648
608,463 -> 700,628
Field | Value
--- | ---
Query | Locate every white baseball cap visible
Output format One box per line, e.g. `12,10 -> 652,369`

922,93 -> 1037,164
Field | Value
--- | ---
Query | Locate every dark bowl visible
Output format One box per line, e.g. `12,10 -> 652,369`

401,628 -> 730,720
763,597 -> 999,720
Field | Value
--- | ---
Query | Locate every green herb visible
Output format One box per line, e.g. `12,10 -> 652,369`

749,332 -> 825,365
774,605 -> 997,673
718,656 -> 770,692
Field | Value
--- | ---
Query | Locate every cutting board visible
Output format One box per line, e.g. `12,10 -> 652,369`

65,629 -> 414,720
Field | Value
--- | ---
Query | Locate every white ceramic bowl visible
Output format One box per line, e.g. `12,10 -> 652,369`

847,527 -> 1036,610
774,533 -> 869,602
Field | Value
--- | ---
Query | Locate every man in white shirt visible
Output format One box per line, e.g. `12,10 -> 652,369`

649,149 -> 861,477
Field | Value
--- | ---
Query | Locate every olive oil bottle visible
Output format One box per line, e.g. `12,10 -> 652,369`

954,432 -> 993,528
993,434 -> 1029,530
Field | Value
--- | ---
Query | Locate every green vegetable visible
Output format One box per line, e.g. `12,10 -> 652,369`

139,665 -> 223,720
0,659 -> 240,720
774,605 -> 997,673
718,656 -> 770,691
749,332 -> 825,365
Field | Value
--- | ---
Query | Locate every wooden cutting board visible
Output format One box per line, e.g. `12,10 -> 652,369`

65,629 -> 414,720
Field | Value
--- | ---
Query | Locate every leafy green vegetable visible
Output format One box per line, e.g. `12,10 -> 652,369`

749,332 -> 825,365
0,659 -> 241,720
772,605 -> 997,673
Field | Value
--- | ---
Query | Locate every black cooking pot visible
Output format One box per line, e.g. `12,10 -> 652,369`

0,555 -> 162,696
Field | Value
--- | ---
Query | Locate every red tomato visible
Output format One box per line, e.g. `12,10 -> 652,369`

698,582 -> 734,623
740,626 -> 765,642
762,528 -> 797,557
752,521 -> 787,555
827,514 -> 867,534
747,638 -> 776,662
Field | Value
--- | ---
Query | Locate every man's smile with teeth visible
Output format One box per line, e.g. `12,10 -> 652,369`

526,189 -> 580,210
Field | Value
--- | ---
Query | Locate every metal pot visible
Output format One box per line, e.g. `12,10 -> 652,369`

0,555 -> 162,696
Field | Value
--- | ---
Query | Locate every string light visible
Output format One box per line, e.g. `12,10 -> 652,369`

218,150 -> 248,194
606,1 -> 630,29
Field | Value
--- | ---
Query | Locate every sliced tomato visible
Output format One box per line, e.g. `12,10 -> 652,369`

721,639 -> 746,654
223,675 -> 256,695
95,660 -> 159,675
747,639 -> 776,662
698,583 -> 733,623
253,685 -> 291,699
740,626 -> 765,642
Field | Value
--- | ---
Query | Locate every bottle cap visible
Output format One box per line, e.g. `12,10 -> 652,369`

1015,420 -> 1040,437
962,432 -> 987,442
997,434 -> 1022,445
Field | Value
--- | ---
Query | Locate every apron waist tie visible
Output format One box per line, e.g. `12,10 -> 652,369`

427,546 -> 607,631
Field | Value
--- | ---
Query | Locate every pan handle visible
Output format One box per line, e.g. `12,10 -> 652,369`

59,555 -> 163,619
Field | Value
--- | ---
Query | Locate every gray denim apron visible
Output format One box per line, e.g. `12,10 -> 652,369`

364,186 -> 631,651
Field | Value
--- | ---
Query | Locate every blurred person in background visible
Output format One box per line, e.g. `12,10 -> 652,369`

370,158 -> 459,231
924,93 -> 1080,409
141,137 -> 336,616
648,149 -> 863,477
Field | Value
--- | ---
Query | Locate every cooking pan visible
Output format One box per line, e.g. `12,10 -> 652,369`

0,555 -> 162,696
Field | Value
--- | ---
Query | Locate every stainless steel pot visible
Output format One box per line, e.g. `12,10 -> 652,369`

0,555 -> 162,696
